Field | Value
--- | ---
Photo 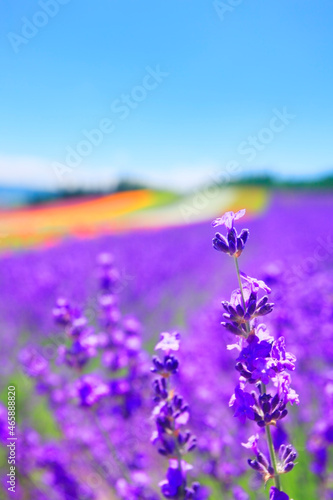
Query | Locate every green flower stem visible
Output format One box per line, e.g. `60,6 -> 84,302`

265,423 -> 281,490
167,379 -> 185,496
262,384 -> 281,491
234,257 -> 250,334
234,257 -> 246,309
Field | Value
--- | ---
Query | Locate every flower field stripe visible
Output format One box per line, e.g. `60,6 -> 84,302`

0,187 -> 268,251
0,189 -> 155,232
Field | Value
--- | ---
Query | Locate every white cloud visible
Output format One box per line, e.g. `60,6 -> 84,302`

0,155 -> 117,192
0,155 -> 56,191
137,162 -> 221,192
0,155 -> 219,193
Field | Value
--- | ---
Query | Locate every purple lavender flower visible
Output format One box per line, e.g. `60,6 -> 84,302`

155,331 -> 181,353
19,346 -> 48,377
53,297 -> 72,326
184,482 -> 210,499
241,434 -> 259,455
116,473 -> 160,500
152,332 -> 208,499
278,444 -> 297,473
236,335 -> 272,371
211,208 -> 298,497
254,392 -> 289,427
212,209 -> 249,257
97,252 -> 120,293
270,337 -> 296,372
75,374 -> 110,407
248,450 -> 274,482
58,331 -> 98,369
159,460 -> 209,500
240,271 -> 272,294
270,487 -> 289,500
230,387 -> 255,424
159,460 -> 188,497
212,209 -> 246,230
37,442 -> 95,500
251,358 -> 276,385
151,354 -> 179,377
222,285 -> 274,337
213,229 -> 250,258
274,372 -> 300,406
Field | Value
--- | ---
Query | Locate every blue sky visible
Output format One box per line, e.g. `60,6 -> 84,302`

0,0 -> 332,191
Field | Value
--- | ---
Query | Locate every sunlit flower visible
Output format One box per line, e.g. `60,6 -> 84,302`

212,209 -> 246,230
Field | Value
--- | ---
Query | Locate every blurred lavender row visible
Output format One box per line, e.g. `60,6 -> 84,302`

0,191 -> 333,499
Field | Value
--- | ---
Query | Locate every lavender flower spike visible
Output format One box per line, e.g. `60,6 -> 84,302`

211,206 -> 298,498
152,332 -> 209,499
212,209 -> 249,257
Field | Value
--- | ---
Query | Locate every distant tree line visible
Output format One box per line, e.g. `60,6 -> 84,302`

24,173 -> 333,206
27,179 -> 147,205
226,173 -> 333,189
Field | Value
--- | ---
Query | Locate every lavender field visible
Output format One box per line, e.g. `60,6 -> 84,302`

1,190 -> 333,500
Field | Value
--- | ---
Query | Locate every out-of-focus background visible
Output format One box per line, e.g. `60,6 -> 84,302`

1,2 -> 333,500
1,1 -> 333,248
0,1 -> 333,248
